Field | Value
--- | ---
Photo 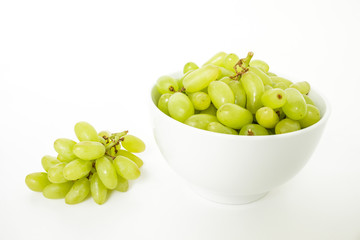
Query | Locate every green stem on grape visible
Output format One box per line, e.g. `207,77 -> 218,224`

231,52 -> 254,80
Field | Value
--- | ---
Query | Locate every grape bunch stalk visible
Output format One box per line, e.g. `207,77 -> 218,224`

25,121 -> 145,205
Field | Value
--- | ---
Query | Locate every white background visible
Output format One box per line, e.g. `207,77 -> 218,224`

1,0 -> 360,239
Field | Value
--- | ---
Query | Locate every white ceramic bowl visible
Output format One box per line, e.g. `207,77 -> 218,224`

150,79 -> 330,204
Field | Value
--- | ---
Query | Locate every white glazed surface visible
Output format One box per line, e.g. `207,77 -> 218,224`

150,84 -> 330,204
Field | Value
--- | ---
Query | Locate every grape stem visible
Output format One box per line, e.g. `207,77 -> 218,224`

231,51 -> 254,79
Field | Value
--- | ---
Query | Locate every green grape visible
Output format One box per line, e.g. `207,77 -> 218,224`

25,172 -> 51,192
267,72 -> 277,77
56,153 -> 76,163
303,94 -> 315,105
98,136 -> 106,145
95,156 -> 118,190
184,114 -> 218,130
222,53 -> 239,72
188,92 -> 211,111
115,175 -> 129,192
218,76 -> 232,84
178,70 -> 193,90
282,88 -> 307,120
275,118 -> 301,134
65,178 -> 90,204
47,163 -> 68,183
53,138 -> 77,161
117,150 -> 143,168
41,155 -> 60,172
274,108 -> 286,120
249,66 -> 272,85
239,124 -> 269,136
290,81 -> 311,95
241,71 -> 265,114
199,104 -> 217,116
90,172 -> 107,205
203,51 -> 227,66
183,62 -> 199,74
208,81 -> 235,109
264,84 -> 273,91
261,88 -> 287,109
217,103 -> 253,129
272,82 -> 287,90
298,104 -> 321,128
250,59 -> 269,72
73,141 -> 106,161
121,135 -> 146,153
270,76 -> 293,88
74,121 -> 99,142
98,130 -> 111,138
207,122 -> 238,135
182,64 -> 220,93
227,80 -> 246,108
156,75 -> 178,94
42,182 -> 73,199
63,159 -> 92,181
217,66 -> 235,79
114,156 -> 141,180
157,93 -> 173,116
255,107 -> 279,129
168,92 -> 194,122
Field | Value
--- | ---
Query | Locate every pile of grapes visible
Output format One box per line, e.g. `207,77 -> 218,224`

25,122 -> 145,204
156,52 -> 321,135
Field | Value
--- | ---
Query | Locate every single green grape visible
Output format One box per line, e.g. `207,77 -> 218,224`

168,92 -> 194,122
182,64 -> 220,93
217,66 -> 234,79
227,80 -> 246,108
25,172 -> 51,192
303,94 -> 315,105
290,81 -> 311,95
156,75 -> 179,94
239,124 -> 269,136
188,92 -> 211,111
250,59 -> 269,72
74,121 -> 99,142
41,155 -> 60,172
298,104 -> 321,128
241,71 -> 265,114
121,135 -> 146,153
90,172 -> 108,205
53,138 -> 77,161
42,182 -> 73,199
114,156 -> 141,180
47,163 -> 68,183
255,107 -> 280,129
157,93 -> 173,116
116,150 -> 143,168
183,62 -> 199,74
65,177 -> 90,205
267,72 -> 277,77
270,76 -> 293,88
207,122 -> 238,135
272,82 -> 287,90
275,118 -> 301,134
282,88 -> 307,120
218,76 -> 232,84
98,130 -> 111,138
63,159 -> 92,181
217,103 -> 253,129
208,81 -> 235,109
222,53 -> 239,72
203,51 -> 227,66
199,104 -> 217,116
95,156 -> 118,190
249,66 -> 272,85
264,84 -> 273,91
184,114 -> 218,130
115,175 -> 129,192
73,141 -> 106,161
261,88 -> 287,109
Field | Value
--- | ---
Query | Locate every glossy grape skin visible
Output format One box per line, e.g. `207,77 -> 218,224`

183,64 -> 220,93
261,88 -> 287,109
255,107 -> 279,129
74,121 -> 99,142
282,88 -> 307,120
239,124 -> 269,136
203,52 -> 227,66
63,159 -> 92,181
41,155 -> 60,172
303,94 -> 315,105
208,81 -> 235,109
188,92 -> 211,111
168,92 -> 194,122
199,104 -> 217,116
47,163 -> 68,183
184,114 -> 218,130
222,53 -> 239,72
241,71 -> 265,114
114,156 -> 141,180
219,76 -> 232,84
25,172 -> 51,192
183,62 -> 199,74
156,75 -> 179,94
270,76 -> 293,88
272,82 -> 287,90
95,157 -> 118,190
227,80 -> 246,108
116,150 -> 143,168
290,81 -> 311,95
275,118 -> 301,134
250,59 -> 269,72
53,138 -> 77,161
121,135 -> 146,153
90,172 -> 107,205
298,104 -> 321,128
207,122 -> 238,135
249,66 -> 272,85
217,103 -> 253,129
115,175 -> 129,192
267,72 -> 277,77
218,66 -> 234,79
42,182 -> 73,199
65,178 -> 90,204
157,93 -> 172,116
73,141 -> 106,161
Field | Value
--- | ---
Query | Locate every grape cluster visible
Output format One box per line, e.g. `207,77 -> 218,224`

156,52 -> 321,135
25,122 -> 145,204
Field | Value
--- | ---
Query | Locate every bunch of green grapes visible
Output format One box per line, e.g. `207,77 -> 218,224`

156,51 -> 321,135
25,122 -> 145,204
